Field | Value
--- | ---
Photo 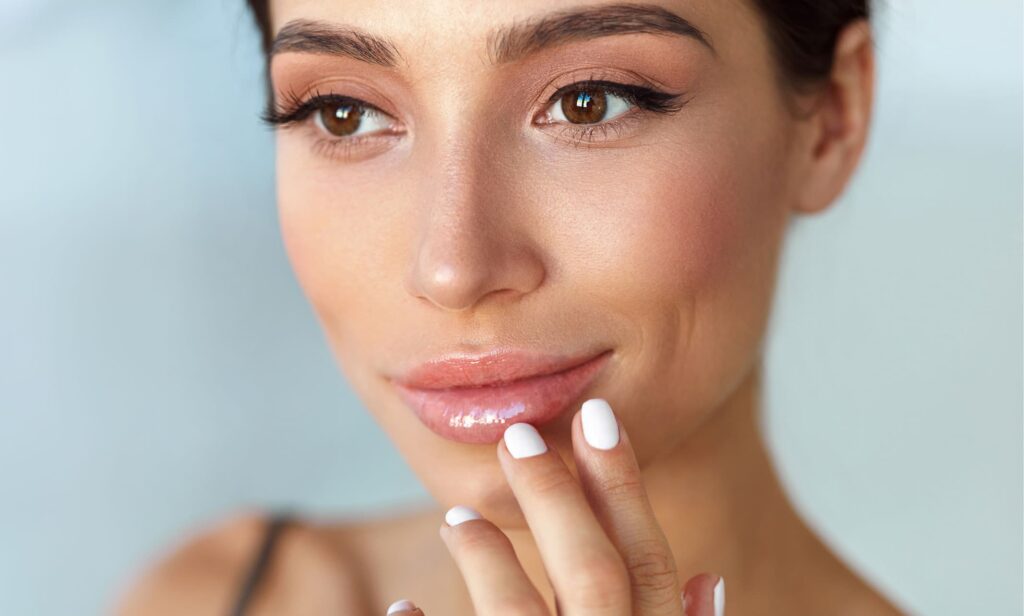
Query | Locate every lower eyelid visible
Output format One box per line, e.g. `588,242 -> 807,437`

570,114 -> 654,148
310,131 -> 404,161
297,84 -> 658,157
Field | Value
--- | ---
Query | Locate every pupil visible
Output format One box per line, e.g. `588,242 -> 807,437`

560,88 -> 607,124
320,104 -> 362,136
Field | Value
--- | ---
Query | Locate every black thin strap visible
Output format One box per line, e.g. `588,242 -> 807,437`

228,512 -> 294,616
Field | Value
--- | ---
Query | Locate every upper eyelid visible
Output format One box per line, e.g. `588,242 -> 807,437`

262,91 -> 392,127
309,80 -> 651,113
264,79 -> 681,143
544,79 -> 656,104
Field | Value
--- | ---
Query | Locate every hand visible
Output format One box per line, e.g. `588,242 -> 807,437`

386,398 -> 726,616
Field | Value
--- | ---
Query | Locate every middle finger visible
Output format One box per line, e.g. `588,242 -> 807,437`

497,422 -> 632,616
571,398 -> 682,614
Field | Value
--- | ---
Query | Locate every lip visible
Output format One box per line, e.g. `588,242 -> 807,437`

390,349 -> 613,444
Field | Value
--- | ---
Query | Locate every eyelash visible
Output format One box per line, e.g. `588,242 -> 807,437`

540,77 -> 688,147
261,77 -> 689,156
261,88 -> 401,158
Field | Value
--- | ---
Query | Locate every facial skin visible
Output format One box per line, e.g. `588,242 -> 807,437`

266,0 -> 866,529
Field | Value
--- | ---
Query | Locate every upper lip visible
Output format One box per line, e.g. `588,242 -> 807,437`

392,348 -> 610,390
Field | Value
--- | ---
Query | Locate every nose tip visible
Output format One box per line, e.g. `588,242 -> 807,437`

415,260 -> 490,312
406,224 -> 545,312
404,123 -> 546,313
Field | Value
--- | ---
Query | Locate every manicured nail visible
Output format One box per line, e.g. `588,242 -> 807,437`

444,505 -> 482,526
581,398 -> 619,450
386,598 -> 417,614
503,423 -> 547,458
713,576 -> 725,616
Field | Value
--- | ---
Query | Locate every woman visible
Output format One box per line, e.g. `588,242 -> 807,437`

116,0 -> 904,614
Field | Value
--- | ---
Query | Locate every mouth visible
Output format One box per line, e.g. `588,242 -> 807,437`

390,349 -> 613,444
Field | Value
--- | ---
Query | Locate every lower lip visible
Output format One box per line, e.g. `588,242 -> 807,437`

392,350 -> 612,444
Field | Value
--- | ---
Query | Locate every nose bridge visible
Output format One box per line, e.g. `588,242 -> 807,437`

406,112 -> 545,312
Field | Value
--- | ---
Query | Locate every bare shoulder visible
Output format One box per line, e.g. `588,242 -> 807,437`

112,511 -> 370,616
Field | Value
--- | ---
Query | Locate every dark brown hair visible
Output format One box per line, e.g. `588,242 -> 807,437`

244,1 -> 870,88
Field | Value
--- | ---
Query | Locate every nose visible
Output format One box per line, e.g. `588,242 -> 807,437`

405,139 -> 546,313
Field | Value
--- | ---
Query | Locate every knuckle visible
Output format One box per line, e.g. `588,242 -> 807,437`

623,541 -> 679,594
600,472 -> 646,503
565,555 -> 630,608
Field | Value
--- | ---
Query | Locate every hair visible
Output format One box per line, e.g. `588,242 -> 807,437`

244,1 -> 869,90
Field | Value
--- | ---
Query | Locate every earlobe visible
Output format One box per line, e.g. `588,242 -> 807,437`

793,18 -> 876,215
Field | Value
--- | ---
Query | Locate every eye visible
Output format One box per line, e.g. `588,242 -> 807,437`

313,101 -> 393,138
542,86 -> 632,125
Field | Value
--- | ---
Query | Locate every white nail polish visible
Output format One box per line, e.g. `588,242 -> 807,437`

713,576 -> 725,616
387,598 -> 416,614
444,505 -> 482,526
503,423 -> 547,458
581,398 -> 619,450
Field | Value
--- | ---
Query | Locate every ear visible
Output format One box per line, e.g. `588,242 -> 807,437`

792,18 -> 875,215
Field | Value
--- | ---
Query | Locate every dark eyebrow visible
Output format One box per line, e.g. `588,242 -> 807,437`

270,19 -> 403,67
487,3 -> 715,64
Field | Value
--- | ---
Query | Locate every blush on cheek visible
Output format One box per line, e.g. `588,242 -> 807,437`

667,189 -> 743,292
615,160 -> 746,298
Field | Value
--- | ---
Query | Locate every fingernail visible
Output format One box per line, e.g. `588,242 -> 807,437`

713,576 -> 725,616
503,423 -> 547,458
386,598 -> 417,614
581,398 -> 619,450
444,505 -> 482,526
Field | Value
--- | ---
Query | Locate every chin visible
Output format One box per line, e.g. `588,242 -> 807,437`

414,424 -> 581,529
460,476 -> 531,530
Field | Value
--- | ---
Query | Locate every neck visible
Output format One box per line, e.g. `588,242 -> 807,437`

640,360 -> 803,594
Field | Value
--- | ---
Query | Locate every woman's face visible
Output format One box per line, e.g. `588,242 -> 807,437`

268,0 -> 813,525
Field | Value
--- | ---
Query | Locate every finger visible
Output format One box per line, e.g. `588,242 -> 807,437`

438,505 -> 548,616
571,398 -> 681,614
385,598 -> 424,615
498,422 -> 632,615
682,573 -> 725,616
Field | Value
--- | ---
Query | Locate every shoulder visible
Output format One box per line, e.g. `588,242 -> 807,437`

112,510 -> 369,616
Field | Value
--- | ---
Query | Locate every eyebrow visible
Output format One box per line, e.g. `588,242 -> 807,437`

488,3 -> 714,64
269,3 -> 713,67
270,19 -> 403,66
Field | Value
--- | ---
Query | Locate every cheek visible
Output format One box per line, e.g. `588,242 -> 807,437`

523,135 -> 788,463
530,146 -> 748,314
275,137 -> 411,354
624,161 -> 740,294
276,138 -> 340,309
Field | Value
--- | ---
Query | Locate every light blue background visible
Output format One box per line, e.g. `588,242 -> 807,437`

0,1 -> 1020,614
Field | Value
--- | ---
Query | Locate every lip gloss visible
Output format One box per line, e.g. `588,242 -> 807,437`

392,350 -> 612,443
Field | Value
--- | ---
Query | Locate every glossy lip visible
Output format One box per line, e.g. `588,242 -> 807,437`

390,349 -> 613,444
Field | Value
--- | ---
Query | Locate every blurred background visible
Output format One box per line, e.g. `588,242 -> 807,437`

0,0 -> 1020,614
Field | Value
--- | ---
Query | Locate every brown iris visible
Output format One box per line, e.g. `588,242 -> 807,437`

560,88 -> 608,124
319,103 -> 363,136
